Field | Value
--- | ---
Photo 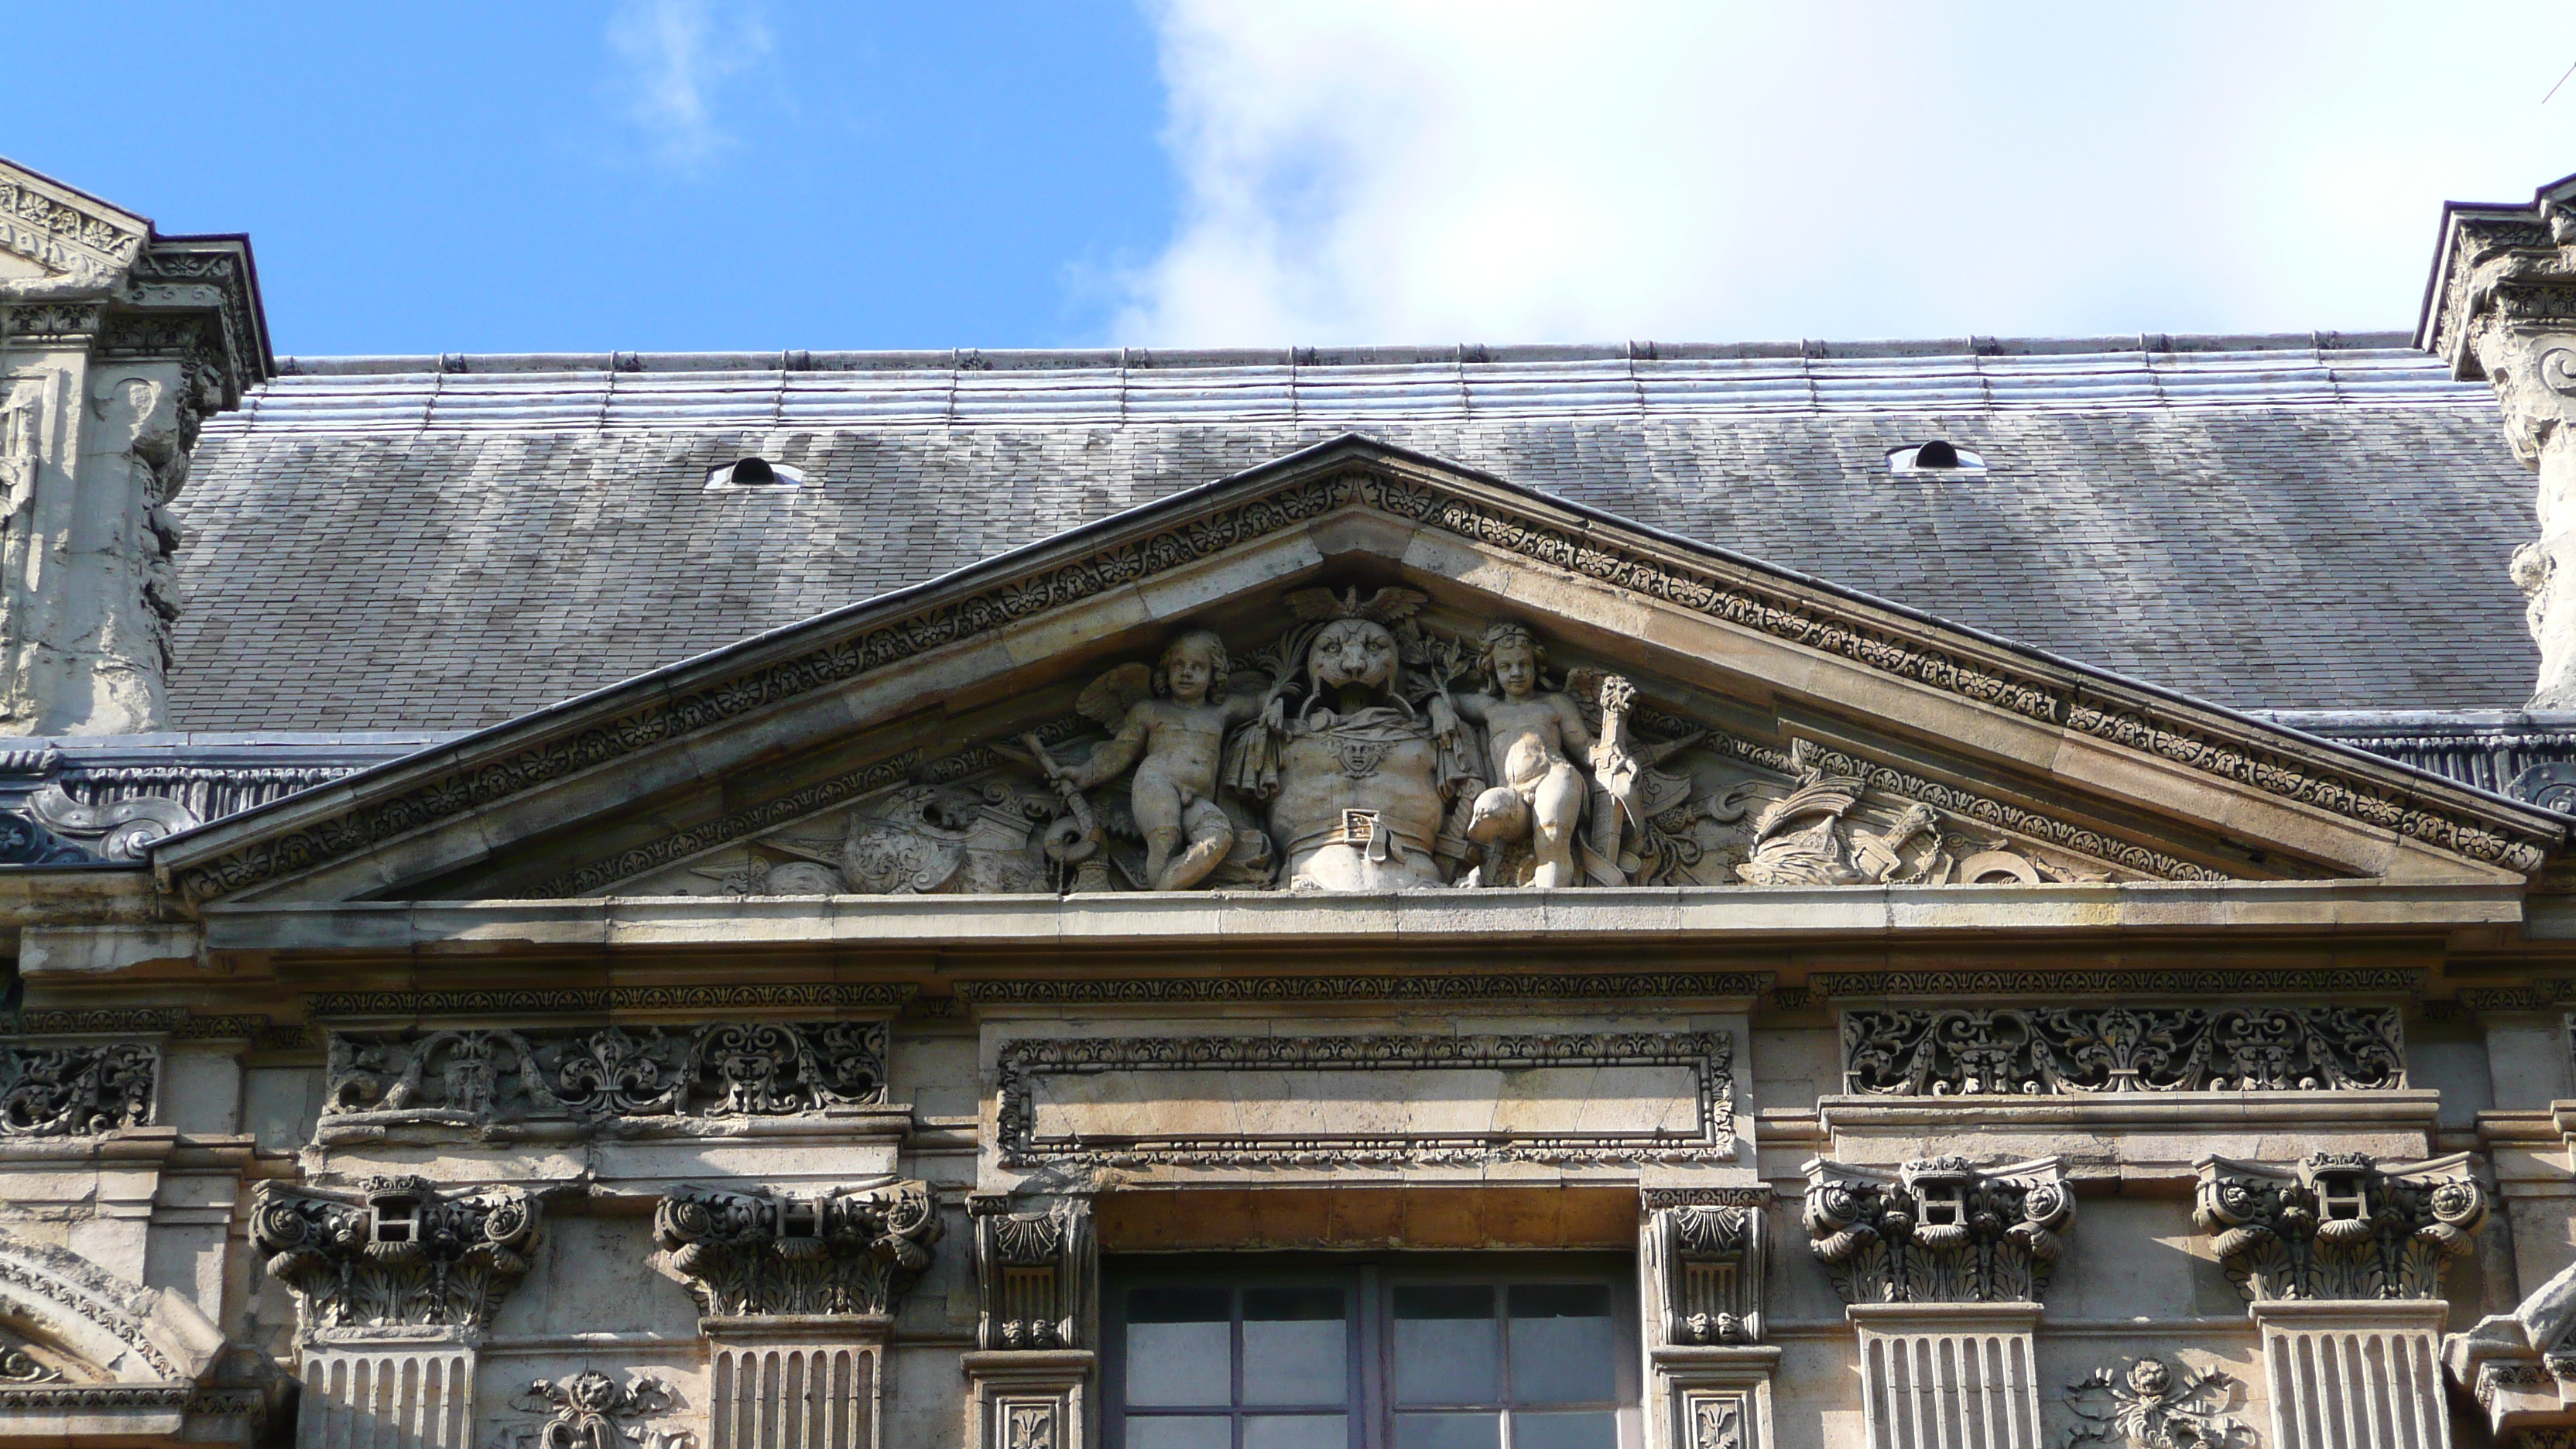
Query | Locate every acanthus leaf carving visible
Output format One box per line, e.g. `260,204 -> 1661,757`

1803,1155 -> 2072,1305
0,1042 -> 154,1136
2194,1152 -> 2486,1302
652,1180 -> 941,1319
250,1176 -> 540,1333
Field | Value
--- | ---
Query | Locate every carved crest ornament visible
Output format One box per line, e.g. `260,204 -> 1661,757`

601,591 -> 2218,900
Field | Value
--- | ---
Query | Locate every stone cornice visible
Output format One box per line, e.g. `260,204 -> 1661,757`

954,969 -> 1773,1006
149,442 -> 2565,904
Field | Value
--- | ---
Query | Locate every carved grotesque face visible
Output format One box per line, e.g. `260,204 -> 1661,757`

2124,1358 -> 2170,1398
1488,639 -> 1538,699
1308,618 -> 1399,695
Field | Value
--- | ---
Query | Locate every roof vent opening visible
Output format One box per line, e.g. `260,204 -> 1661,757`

1886,440 -> 1987,476
705,457 -> 808,492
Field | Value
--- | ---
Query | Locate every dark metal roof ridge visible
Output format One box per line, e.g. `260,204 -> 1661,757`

268,331 -> 2424,379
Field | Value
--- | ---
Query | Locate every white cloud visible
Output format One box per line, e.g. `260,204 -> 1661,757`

1119,1 -> 2576,345
604,0 -> 774,173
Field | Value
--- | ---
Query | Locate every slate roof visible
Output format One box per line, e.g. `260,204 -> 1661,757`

172,333 -> 2535,732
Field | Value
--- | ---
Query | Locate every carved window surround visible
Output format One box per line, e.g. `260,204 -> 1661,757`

995,1030 -> 1735,1170
1644,1201 -> 1778,1449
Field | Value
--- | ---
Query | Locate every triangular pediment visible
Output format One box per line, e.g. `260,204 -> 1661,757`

151,436 -> 2564,910
0,160 -> 149,285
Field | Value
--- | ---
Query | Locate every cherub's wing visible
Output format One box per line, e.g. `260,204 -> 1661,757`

1563,666 -> 1610,729
1075,663 -> 1154,728
1283,587 -> 1355,622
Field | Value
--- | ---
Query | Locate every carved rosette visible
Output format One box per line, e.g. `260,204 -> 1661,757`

1802,1155 -> 2072,1304
1645,1204 -> 1765,1346
971,1197 -> 1094,1351
0,1042 -> 154,1136
251,1176 -> 538,1334
653,1180 -> 941,1318
2194,1152 -> 2486,1302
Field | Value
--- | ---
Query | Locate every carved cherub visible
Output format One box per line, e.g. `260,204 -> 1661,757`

1451,622 -> 1598,889
1047,629 -> 1264,891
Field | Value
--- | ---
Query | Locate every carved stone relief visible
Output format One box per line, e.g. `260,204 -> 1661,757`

320,1022 -> 889,1130
2064,1358 -> 2255,1449
1803,1155 -> 2074,1304
652,1180 -> 940,1318
0,1041 -> 152,1136
251,1176 -> 541,1334
1840,1006 -> 2405,1096
2194,1152 -> 2486,1301
495,1372 -> 694,1449
602,605 -> 2199,899
995,1030 -> 1734,1169
1645,1204 -> 1764,1345
971,1197 -> 1094,1350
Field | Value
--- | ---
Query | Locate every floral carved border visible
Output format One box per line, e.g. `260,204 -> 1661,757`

995,1029 -> 1734,1169
166,457 -> 2556,903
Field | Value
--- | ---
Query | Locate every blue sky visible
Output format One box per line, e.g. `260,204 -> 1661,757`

12,2 -> 2576,355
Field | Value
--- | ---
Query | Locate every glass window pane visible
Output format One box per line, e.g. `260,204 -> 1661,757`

1510,1411 -> 1618,1449
1242,1287 -> 1347,1406
1127,1416 -> 1234,1449
1393,1410 -> 1502,1449
1128,1288 -> 1232,1406
1243,1415 -> 1346,1449
1506,1285 -> 1615,1404
1393,1286 -> 1499,1405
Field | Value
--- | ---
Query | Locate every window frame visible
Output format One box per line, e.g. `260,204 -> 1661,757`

1103,1252 -> 1640,1449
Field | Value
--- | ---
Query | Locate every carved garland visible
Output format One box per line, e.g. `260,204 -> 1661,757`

167,464 -> 2554,902
995,1030 -> 1734,1168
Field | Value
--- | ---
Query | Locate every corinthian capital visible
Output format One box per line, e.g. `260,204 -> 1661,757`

1802,1155 -> 2072,1305
2194,1151 -> 2486,1302
653,1180 -> 941,1319
250,1176 -> 540,1335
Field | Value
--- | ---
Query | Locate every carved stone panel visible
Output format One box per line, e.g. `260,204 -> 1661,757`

251,1176 -> 540,1336
971,1198 -> 1094,1351
320,1021 -> 889,1131
995,1031 -> 1735,1170
1803,1156 -> 2072,1305
1646,1204 -> 1765,1346
2194,1152 -> 2486,1302
1840,1006 -> 2405,1096
0,1042 -> 153,1136
653,1180 -> 940,1319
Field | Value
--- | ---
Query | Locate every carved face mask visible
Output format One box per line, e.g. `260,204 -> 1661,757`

1307,619 -> 1399,695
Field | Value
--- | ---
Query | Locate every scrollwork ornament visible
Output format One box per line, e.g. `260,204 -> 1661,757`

1841,1006 -> 2404,1097
0,1043 -> 155,1136
251,1177 -> 540,1331
2064,1358 -> 2255,1449
496,1372 -> 694,1449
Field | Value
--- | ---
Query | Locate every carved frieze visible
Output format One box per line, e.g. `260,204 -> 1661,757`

495,1371 -> 694,1449
1803,1155 -> 2073,1304
2194,1152 -> 2486,1301
995,1030 -> 1734,1169
2064,1358 -> 2255,1449
1840,1005 -> 2405,1096
971,1197 -> 1094,1351
652,1180 -> 940,1318
252,1176 -> 540,1334
321,1021 -> 887,1128
1646,1204 -> 1765,1345
0,1042 -> 153,1136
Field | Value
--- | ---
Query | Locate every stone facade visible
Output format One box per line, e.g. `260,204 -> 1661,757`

9,156 -> 2576,1449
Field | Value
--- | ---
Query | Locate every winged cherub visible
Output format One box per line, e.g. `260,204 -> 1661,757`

1046,629 -> 1264,891
1451,622 -> 1601,889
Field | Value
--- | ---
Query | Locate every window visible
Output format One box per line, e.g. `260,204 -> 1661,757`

1106,1258 -> 1637,1449
1885,440 -> 1987,474
704,456 -> 809,491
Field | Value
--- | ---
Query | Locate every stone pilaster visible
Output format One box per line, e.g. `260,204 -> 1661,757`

2197,1151 -> 2489,1449
1642,1194 -> 1776,1449
250,1175 -> 540,1449
2420,172 -> 2576,707
0,158 -> 267,734
653,1180 -> 942,1449
966,1196 -> 1096,1449
1802,1156 -> 2071,1449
